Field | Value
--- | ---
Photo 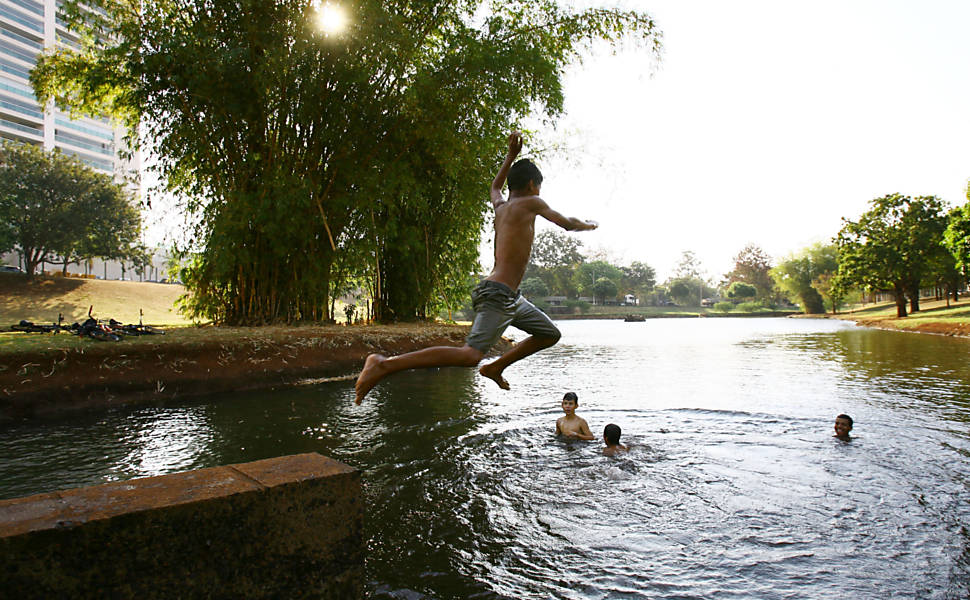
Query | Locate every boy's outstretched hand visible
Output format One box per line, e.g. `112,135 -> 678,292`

508,131 -> 523,156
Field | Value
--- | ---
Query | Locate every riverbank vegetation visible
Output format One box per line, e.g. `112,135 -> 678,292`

32,0 -> 661,326
9,0 -> 968,331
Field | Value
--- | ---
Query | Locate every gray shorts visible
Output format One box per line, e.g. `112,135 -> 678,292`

465,280 -> 561,353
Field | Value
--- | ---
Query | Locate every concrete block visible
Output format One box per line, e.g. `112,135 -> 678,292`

0,453 -> 362,599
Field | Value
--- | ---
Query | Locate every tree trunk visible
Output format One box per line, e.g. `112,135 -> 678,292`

799,288 -> 825,314
908,289 -> 919,313
894,283 -> 908,318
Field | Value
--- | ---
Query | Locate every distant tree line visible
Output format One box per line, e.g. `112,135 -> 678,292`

516,182 -> 970,320
774,190 -> 970,317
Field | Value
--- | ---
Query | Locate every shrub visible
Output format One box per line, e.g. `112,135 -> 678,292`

737,301 -> 762,312
714,301 -> 734,312
566,299 -> 591,314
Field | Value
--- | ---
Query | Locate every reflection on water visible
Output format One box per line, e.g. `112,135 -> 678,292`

1,318 -> 969,598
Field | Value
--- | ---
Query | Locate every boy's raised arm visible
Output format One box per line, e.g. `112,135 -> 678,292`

490,131 -> 523,207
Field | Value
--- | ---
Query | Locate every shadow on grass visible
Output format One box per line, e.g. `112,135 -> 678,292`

0,274 -> 89,323
907,301 -> 970,318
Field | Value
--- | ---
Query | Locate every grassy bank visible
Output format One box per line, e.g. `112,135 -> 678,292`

0,273 -> 192,327
831,297 -> 970,336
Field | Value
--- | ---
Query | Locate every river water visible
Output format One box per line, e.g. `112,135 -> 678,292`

2,318 -> 969,599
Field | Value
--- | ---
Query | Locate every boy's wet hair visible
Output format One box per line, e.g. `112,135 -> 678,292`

508,158 -> 543,191
562,391 -> 578,404
604,423 -> 621,445
836,414 -> 853,427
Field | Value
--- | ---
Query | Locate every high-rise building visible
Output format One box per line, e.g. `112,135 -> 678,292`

0,0 -> 136,177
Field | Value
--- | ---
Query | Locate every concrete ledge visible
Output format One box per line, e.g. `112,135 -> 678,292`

0,453 -> 362,599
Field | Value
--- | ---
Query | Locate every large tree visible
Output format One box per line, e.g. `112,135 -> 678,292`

771,243 -> 837,314
34,0 -> 660,324
723,243 -> 775,301
524,229 -> 586,297
673,250 -> 704,280
620,260 -> 656,300
573,260 -> 622,299
836,194 -> 948,317
0,142 -> 141,279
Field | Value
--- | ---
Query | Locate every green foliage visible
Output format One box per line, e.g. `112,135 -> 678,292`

574,260 -> 623,298
944,197 -> 970,276
726,281 -> 757,301
530,230 -> 585,270
668,279 -> 691,304
714,301 -> 733,312
771,243 -> 837,314
620,260 -> 656,298
736,301 -> 761,312
811,271 -> 846,314
591,277 -> 618,303
565,299 -> 591,314
724,244 -> 775,300
665,276 -> 712,307
526,229 -> 586,297
35,0 -> 660,324
0,141 -> 141,279
520,276 -> 549,300
836,194 -> 949,317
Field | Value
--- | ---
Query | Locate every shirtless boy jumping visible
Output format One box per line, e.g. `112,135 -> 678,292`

354,131 -> 598,403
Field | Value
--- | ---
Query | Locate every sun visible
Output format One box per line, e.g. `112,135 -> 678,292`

315,2 -> 347,35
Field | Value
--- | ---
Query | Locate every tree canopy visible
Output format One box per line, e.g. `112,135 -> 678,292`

33,0 -> 660,324
725,281 -> 757,301
724,243 -> 774,301
836,194 -> 948,317
944,189 -> 970,279
0,141 -> 141,279
770,243 -> 837,314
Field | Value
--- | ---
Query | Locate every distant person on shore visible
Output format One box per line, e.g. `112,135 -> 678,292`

556,392 -> 594,440
834,414 -> 853,441
602,423 -> 629,456
354,131 -> 598,403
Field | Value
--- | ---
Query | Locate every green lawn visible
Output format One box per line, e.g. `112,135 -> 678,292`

836,297 -> 970,331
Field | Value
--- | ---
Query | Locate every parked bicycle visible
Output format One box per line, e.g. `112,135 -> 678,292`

9,313 -> 71,335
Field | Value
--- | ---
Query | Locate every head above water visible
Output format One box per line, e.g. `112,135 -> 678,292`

604,423 -> 622,445
508,158 -> 542,193
834,414 -> 853,438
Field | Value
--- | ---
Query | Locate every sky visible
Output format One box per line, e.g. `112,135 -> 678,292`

495,0 -> 970,282
144,1 -> 970,284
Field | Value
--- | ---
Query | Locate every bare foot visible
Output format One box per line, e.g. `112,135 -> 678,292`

355,354 -> 387,404
479,361 -> 510,390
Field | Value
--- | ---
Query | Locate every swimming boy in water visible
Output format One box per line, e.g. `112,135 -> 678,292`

556,392 -> 594,440
602,423 -> 629,456
354,131 -> 598,403
834,414 -> 853,441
